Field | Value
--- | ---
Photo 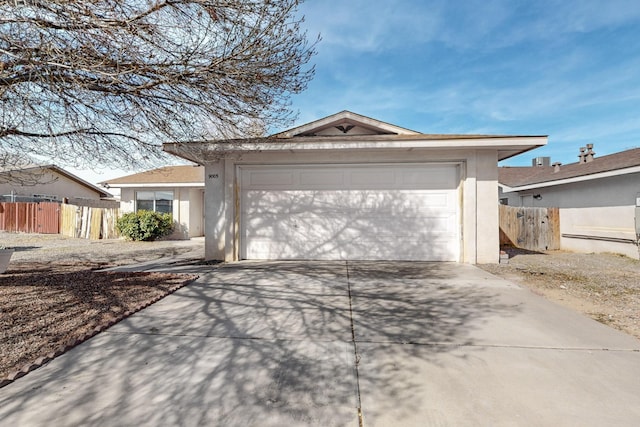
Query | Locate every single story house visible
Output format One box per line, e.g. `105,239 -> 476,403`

163,111 -> 546,263
101,165 -> 205,239
0,164 -> 112,204
499,145 -> 640,259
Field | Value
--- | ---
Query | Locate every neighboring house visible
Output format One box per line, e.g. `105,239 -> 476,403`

0,164 -> 112,204
101,165 -> 205,239
163,110 -> 546,263
499,145 -> 640,259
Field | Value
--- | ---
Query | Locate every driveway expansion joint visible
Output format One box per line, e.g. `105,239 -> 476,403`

352,339 -> 640,353
345,260 -> 365,427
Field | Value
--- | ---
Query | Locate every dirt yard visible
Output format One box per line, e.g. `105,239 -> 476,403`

479,247 -> 640,341
2,231 -> 203,264
0,232 -> 203,385
2,232 -> 639,385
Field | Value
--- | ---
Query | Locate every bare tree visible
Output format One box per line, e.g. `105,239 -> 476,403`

0,0 -> 317,171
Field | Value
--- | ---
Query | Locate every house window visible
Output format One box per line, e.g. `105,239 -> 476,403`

136,191 -> 173,214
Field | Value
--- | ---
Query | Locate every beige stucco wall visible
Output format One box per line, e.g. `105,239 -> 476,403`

204,148 -> 502,264
119,186 -> 204,239
0,169 -> 102,200
119,188 -> 135,213
475,151 -> 500,263
187,188 -> 204,238
502,172 -> 640,259
561,206 -> 638,258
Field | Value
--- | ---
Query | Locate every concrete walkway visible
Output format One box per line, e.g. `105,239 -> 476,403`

1,261 -> 639,426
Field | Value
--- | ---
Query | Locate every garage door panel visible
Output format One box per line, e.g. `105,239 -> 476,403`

349,170 -> 395,186
244,190 -> 456,215
401,168 -> 457,187
300,171 -> 345,186
241,164 -> 460,261
247,171 -> 294,187
245,211 -> 456,238
246,233 -> 456,261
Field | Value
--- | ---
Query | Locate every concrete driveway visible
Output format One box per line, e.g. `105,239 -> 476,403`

1,261 -> 639,426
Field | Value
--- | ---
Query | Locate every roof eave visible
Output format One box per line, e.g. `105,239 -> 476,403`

164,135 -> 548,164
105,183 -> 204,188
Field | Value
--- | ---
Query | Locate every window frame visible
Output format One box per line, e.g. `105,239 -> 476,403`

135,190 -> 174,214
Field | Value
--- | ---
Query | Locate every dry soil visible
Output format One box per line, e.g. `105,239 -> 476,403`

479,247 -> 640,341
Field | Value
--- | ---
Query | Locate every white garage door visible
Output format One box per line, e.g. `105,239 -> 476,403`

240,163 -> 460,261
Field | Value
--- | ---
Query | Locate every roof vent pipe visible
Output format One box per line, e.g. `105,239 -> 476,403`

585,143 -> 595,162
532,156 -> 551,167
578,147 -> 586,163
552,162 -> 562,173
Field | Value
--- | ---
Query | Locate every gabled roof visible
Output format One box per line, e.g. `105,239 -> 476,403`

499,147 -> 640,189
0,164 -> 112,198
164,111 -> 547,164
272,110 -> 420,137
101,165 -> 204,188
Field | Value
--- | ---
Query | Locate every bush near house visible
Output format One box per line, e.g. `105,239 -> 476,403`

116,211 -> 173,241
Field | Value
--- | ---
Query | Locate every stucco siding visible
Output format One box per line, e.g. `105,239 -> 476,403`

205,162 -> 226,260
188,189 -> 204,238
513,173 -> 639,208
502,172 -> 639,259
476,151 -> 500,263
561,206 -> 637,258
119,188 -> 135,213
119,186 -> 204,239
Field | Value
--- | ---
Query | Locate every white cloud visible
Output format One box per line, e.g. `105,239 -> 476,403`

300,0 -> 443,53
301,0 -> 640,55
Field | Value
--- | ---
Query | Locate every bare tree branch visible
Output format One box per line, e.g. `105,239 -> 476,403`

0,152 -> 55,185
0,0 -> 318,170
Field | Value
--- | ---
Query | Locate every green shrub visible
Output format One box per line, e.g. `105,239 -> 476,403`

116,210 -> 174,241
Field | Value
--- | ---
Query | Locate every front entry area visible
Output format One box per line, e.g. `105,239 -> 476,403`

239,163 -> 461,261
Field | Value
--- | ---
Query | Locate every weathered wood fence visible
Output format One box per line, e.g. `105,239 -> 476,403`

60,204 -> 119,239
0,202 -> 119,239
0,202 -> 60,234
499,205 -> 560,251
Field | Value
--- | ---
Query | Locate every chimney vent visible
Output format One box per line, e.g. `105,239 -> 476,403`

578,147 -> 586,163
532,156 -> 551,167
585,143 -> 595,162
552,162 -> 562,173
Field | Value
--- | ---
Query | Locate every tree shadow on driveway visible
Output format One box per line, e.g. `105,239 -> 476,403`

0,261 -> 518,426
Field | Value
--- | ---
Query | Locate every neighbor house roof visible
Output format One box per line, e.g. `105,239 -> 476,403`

499,147 -> 640,190
101,165 -> 204,188
0,164 -> 112,198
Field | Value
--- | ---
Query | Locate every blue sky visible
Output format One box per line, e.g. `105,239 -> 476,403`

290,0 -> 640,166
72,0 -> 640,185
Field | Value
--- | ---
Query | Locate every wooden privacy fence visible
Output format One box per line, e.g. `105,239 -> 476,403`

0,202 -> 119,239
0,202 -> 60,234
60,204 -> 119,239
499,205 -> 560,251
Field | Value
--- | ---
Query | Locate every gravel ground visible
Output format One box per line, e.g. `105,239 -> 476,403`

0,232 -> 202,385
479,247 -> 640,341
2,231 -> 204,264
